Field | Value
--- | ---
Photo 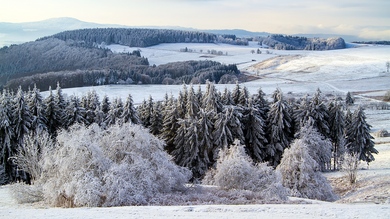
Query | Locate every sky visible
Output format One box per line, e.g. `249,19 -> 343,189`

1,0 -> 389,40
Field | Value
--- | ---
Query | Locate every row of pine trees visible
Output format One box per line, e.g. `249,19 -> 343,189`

0,82 -> 377,182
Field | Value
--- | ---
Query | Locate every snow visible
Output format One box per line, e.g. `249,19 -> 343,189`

3,43 -> 390,218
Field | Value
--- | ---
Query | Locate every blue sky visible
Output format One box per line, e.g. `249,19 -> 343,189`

2,0 -> 389,39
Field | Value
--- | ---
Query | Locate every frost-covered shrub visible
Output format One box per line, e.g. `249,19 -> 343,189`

39,123 -> 191,207
341,152 -> 360,185
17,130 -> 54,182
277,139 -> 337,201
203,140 -> 288,201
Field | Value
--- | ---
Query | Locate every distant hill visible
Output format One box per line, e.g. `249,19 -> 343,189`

258,35 -> 346,50
0,17 -> 364,47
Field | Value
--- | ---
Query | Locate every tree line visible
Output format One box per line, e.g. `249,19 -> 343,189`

258,35 -> 346,50
0,82 -> 378,183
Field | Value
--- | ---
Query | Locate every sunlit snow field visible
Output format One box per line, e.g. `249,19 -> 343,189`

2,42 -> 390,219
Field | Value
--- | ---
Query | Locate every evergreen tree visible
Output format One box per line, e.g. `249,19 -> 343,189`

328,101 -> 346,170
100,95 -> 111,115
202,81 -> 222,114
0,90 -> 14,180
346,106 -> 378,163
345,92 -> 354,106
172,119 -> 189,166
221,87 -> 233,105
27,85 -> 47,133
266,88 -> 293,166
44,87 -> 61,136
64,95 -> 87,128
84,90 -> 100,125
231,82 -> 241,105
252,88 -> 269,121
104,97 -> 123,126
242,100 -> 268,162
150,101 -> 163,135
121,94 -> 140,124
186,85 -> 200,119
238,86 -> 250,107
12,87 -> 32,147
53,83 -> 67,129
197,109 -> 214,170
138,96 -> 154,127
161,95 -> 180,154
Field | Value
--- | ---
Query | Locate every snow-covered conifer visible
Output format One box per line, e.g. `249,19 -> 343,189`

120,94 -> 140,124
186,85 -> 200,119
345,91 -> 354,106
238,86 -> 250,107
0,90 -> 14,180
328,100 -> 346,170
64,95 -> 87,128
161,95 -> 180,153
346,106 -> 378,163
231,82 -> 241,105
243,100 -> 268,162
266,88 -> 293,166
12,87 -> 32,147
202,81 -> 222,114
27,85 -> 47,133
221,87 -> 233,105
150,101 -> 163,135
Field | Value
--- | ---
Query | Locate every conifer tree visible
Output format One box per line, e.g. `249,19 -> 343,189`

161,95 -> 180,153
186,85 -> 200,119
27,85 -> 47,133
84,90 -> 100,125
150,101 -> 163,135
238,86 -> 250,107
197,109 -> 214,169
221,87 -> 233,105
44,87 -> 61,136
345,92 -> 354,106
0,90 -> 14,179
202,81 -> 222,114
252,88 -> 269,121
121,94 -> 140,124
64,95 -> 87,128
12,87 -> 32,147
328,100 -> 346,170
138,96 -> 154,127
266,88 -> 293,166
346,106 -> 378,163
231,82 -> 241,105
243,100 -> 268,162
53,83 -> 67,129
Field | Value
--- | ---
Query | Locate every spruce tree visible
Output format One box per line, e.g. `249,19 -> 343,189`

121,94 -> 140,124
345,92 -> 354,106
242,100 -> 268,162
202,81 -> 222,114
12,87 -> 32,147
266,88 -> 293,166
64,95 -> 87,128
27,85 -> 47,133
150,101 -> 163,135
0,90 -> 14,180
161,95 -> 180,154
238,86 -> 250,107
328,100 -> 346,170
231,82 -> 241,105
186,85 -> 200,119
346,106 -> 378,163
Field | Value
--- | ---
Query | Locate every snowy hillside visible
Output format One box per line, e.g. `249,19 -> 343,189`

2,43 -> 390,218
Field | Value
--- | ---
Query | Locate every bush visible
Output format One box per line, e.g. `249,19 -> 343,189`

277,139 -> 337,201
21,123 -> 191,207
203,140 -> 288,201
341,152 -> 360,185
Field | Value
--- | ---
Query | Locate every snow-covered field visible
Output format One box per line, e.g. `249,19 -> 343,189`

2,43 -> 390,218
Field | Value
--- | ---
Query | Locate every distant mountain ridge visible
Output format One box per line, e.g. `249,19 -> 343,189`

0,17 -> 363,47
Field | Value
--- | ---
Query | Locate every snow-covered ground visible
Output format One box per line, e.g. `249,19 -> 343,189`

3,43 -> 390,218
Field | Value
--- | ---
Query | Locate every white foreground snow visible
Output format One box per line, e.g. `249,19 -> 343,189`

3,43 -> 390,218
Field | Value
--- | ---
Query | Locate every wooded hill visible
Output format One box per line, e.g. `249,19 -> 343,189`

0,28 -> 242,91
258,35 -> 346,50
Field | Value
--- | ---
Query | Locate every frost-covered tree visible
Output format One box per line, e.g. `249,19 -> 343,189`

238,86 -> 250,107
0,90 -> 14,180
104,97 -> 123,126
213,106 -> 243,152
186,85 -> 200,119
53,83 -> 67,128
345,92 -> 354,106
12,87 -> 32,147
202,81 -> 222,114
252,88 -> 269,121
64,95 -> 87,128
161,95 -> 180,154
27,85 -> 47,133
38,123 -> 191,207
138,96 -> 154,127
100,95 -> 110,116
84,90 -> 100,125
277,138 -> 337,201
149,101 -> 163,135
295,119 -> 333,172
345,106 -> 378,163
172,119 -> 189,166
197,109 -> 214,166
204,139 -> 287,201
266,88 -> 293,166
231,82 -> 241,105
242,100 -> 268,162
120,94 -> 140,124
328,101 -> 346,170
221,87 -> 234,105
